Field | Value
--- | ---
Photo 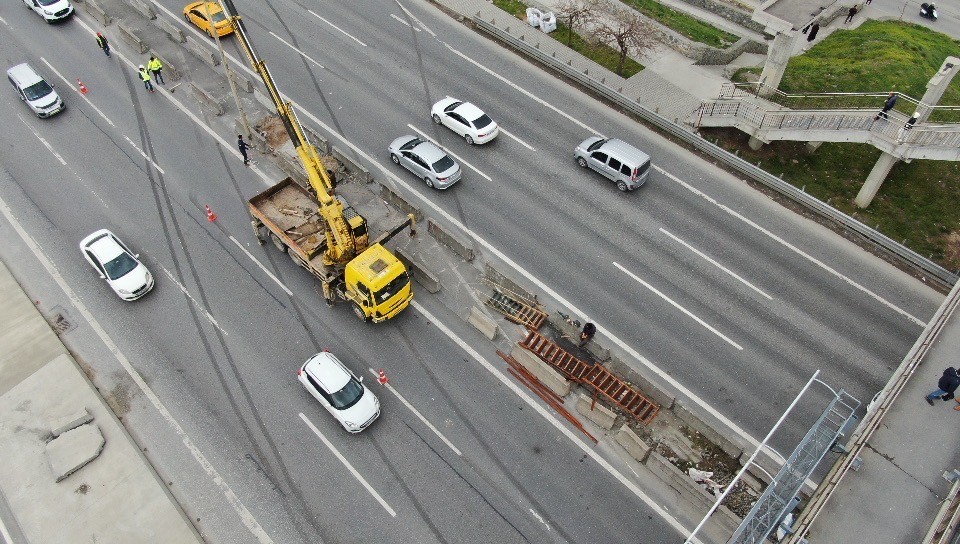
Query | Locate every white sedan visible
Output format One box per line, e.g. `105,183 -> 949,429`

297,351 -> 380,433
79,229 -> 154,301
430,97 -> 499,144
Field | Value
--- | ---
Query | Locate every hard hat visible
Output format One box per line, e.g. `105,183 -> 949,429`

138,64 -> 145,69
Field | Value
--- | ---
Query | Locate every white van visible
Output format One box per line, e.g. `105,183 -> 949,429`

7,63 -> 64,118
23,0 -> 74,22
574,137 -> 651,192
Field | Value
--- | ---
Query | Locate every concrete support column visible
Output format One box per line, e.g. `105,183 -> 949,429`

855,152 -> 899,208
806,141 -> 823,152
758,32 -> 797,96
748,136 -> 765,150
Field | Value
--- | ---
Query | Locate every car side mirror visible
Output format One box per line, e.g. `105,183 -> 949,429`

358,376 -> 364,382
134,254 -> 140,258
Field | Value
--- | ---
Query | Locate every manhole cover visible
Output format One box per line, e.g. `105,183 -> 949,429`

47,306 -> 76,335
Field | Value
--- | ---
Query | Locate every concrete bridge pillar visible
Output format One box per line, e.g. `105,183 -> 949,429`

806,141 -> 823,152
855,152 -> 898,208
758,32 -> 797,96
749,136 -> 765,150
917,56 -> 960,122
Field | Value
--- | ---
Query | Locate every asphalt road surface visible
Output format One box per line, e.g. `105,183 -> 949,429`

0,0 -> 944,543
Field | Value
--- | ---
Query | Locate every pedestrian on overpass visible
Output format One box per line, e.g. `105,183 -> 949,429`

138,65 -> 154,93
925,367 -> 960,406
95,32 -> 110,57
148,56 -> 164,85
875,91 -> 898,120
844,4 -> 858,23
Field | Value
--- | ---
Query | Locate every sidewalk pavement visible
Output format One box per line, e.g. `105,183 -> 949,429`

0,259 -> 201,544
804,282 -> 960,543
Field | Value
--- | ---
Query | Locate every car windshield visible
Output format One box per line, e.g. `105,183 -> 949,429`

473,114 -> 493,129
401,137 -> 422,151
211,11 -> 227,23
36,0 -> 61,6
103,252 -> 139,280
432,155 -> 455,173
330,379 -> 364,410
374,273 -> 409,303
23,81 -> 53,101
587,138 -> 608,152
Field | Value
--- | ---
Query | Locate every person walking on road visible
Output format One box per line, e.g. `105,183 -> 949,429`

845,5 -> 858,23
926,367 -> 960,406
138,65 -> 154,93
875,91 -> 898,120
96,32 -> 110,57
147,56 -> 164,85
238,134 -> 252,166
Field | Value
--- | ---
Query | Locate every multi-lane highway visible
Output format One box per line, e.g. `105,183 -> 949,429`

0,0 -> 944,542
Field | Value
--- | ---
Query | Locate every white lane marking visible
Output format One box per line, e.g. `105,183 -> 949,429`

411,301 -> 700,542
0,15 -> 8,26
159,265 -> 228,335
394,1 -> 436,37
407,124 -> 491,181
498,126 -> 534,150
654,166 -> 927,327
529,508 -> 552,532
366,368 -> 461,456
0,510 -> 13,544
660,228 -> 772,300
298,413 -> 396,517
443,44 -> 601,135
0,194 -> 274,544
270,32 -> 325,69
18,114 -> 66,165
614,261 -> 743,351
390,13 -> 421,31
40,57 -> 115,127
229,236 -> 294,295
308,10 -> 367,46
122,135 -> 165,174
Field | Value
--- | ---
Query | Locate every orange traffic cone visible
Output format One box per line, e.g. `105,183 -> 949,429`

205,205 -> 217,222
77,79 -> 88,94
377,368 -> 388,385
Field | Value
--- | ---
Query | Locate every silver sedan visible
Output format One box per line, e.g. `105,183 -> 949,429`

388,135 -> 462,189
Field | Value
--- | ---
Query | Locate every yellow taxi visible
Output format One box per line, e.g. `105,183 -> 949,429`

183,1 -> 234,37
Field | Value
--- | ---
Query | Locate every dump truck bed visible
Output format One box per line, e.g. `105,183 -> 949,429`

249,177 -> 329,268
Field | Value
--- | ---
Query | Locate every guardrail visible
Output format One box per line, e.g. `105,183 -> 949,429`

473,17 -> 959,289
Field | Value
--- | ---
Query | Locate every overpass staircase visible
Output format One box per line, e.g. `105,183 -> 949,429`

692,83 -> 960,161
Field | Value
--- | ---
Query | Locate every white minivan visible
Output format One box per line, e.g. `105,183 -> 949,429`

23,0 -> 74,22
574,137 -> 651,192
7,63 -> 64,118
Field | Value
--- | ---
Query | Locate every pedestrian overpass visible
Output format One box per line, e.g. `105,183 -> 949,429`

692,83 -> 960,162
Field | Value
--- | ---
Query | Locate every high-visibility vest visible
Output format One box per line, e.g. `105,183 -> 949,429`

148,59 -> 162,71
139,69 -> 151,82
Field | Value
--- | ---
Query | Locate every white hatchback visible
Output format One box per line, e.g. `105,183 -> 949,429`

297,351 -> 380,433
79,229 -> 154,301
23,0 -> 74,22
431,97 -> 499,144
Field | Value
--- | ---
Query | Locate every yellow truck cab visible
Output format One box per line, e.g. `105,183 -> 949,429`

345,244 -> 412,322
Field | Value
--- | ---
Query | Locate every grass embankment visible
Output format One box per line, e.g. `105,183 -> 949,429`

621,0 -> 738,48
715,21 -> 960,270
492,0 -> 642,77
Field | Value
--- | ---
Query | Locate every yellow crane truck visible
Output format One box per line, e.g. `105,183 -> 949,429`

224,0 -> 414,322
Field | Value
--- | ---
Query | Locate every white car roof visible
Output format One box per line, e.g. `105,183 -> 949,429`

304,352 -> 351,392
81,229 -> 126,262
454,102 -> 485,122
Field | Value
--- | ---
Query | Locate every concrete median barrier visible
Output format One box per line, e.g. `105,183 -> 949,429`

190,83 -> 224,116
149,51 -> 180,81
124,0 -> 155,19
576,393 -> 616,430
118,23 -> 148,54
154,16 -> 185,43
83,0 -> 111,25
428,219 -> 474,262
185,37 -> 219,67
468,306 -> 498,340
511,346 -> 571,397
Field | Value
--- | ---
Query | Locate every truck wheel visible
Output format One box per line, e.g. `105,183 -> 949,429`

270,233 -> 287,253
289,250 -> 306,269
352,303 -> 369,322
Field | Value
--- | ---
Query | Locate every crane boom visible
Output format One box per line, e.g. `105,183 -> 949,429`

222,0 -> 364,265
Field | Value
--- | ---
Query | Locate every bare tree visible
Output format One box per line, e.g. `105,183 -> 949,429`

556,0 -> 596,47
590,0 -> 660,76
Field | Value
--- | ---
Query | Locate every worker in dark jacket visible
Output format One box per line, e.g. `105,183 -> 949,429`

926,367 -> 960,406
579,322 -> 596,347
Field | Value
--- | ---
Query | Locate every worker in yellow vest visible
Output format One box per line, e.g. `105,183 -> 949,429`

137,65 -> 154,93
147,56 -> 164,85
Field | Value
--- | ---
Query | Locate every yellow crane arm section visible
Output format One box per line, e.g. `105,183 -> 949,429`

224,2 -> 360,265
